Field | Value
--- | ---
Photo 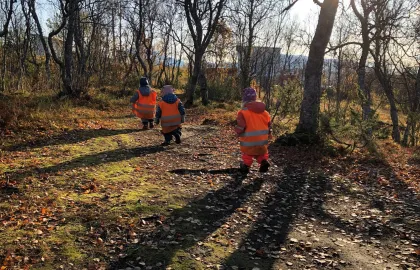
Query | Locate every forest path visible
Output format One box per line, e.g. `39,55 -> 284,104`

0,107 -> 419,270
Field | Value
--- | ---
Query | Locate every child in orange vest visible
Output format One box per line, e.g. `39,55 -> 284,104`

235,87 -> 271,174
130,77 -> 157,130
154,85 -> 185,146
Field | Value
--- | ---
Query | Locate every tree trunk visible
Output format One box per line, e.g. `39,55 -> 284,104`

335,47 -> 342,116
350,0 -> 373,121
60,0 -> 78,97
388,95 -> 400,143
185,51 -> 203,107
407,66 -> 420,146
378,72 -> 400,143
134,0 -> 148,77
0,0 -> 13,38
296,0 -> 339,135
1,33 -> 7,92
358,45 -> 371,120
198,71 -> 208,105
239,42 -> 253,91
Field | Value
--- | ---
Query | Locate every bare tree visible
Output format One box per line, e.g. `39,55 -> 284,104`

127,0 -> 148,77
370,0 -> 416,143
0,0 -> 15,93
177,0 -> 227,107
349,0 -> 377,121
29,0 -> 51,79
230,0 -> 276,91
296,0 -> 339,135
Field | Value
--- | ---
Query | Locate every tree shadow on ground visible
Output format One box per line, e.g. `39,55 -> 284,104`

111,173 -> 264,269
224,167 -> 331,269
315,150 -> 420,250
3,128 -> 140,151
3,145 -> 166,183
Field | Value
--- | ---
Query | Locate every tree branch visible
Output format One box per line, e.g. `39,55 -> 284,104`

0,0 -> 14,37
281,0 -> 300,14
350,0 -> 365,24
313,0 -> 323,7
325,41 -> 363,53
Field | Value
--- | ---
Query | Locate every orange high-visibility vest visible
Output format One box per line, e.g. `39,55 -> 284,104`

132,90 -> 157,119
159,99 -> 182,133
239,108 -> 270,155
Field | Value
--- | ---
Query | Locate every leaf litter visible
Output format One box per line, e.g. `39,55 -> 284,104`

0,107 -> 419,269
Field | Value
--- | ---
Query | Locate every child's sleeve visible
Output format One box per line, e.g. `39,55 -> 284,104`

266,111 -> 272,137
178,100 -> 185,115
155,105 -> 162,124
178,100 -> 186,123
235,111 -> 246,136
130,91 -> 139,104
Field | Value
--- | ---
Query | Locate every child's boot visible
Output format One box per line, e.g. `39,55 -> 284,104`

149,122 -> 154,129
239,162 -> 250,175
174,134 -> 181,144
142,123 -> 149,130
259,160 -> 270,172
161,141 -> 170,146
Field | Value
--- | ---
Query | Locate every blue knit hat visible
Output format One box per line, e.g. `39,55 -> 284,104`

242,87 -> 257,102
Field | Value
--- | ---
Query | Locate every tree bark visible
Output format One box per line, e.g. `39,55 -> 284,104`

61,0 -> 78,97
358,41 -> 372,120
185,50 -> 203,107
181,0 -> 226,107
0,0 -> 14,38
405,66 -> 420,146
350,0 -> 373,121
296,0 -> 339,135
198,70 -> 209,105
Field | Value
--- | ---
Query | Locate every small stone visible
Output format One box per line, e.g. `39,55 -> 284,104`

286,262 -> 293,266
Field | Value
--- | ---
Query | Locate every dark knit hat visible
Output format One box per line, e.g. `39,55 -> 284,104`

139,77 -> 149,87
242,87 -> 257,102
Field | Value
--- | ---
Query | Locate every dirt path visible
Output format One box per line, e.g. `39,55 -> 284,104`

0,110 -> 419,270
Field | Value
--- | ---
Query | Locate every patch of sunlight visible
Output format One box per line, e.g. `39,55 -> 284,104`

0,229 -> 30,249
111,184 -> 188,216
40,224 -> 86,266
117,133 -> 138,146
83,161 -> 143,184
169,250 -> 202,270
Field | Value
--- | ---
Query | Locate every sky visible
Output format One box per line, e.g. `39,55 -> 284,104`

36,0 -> 352,33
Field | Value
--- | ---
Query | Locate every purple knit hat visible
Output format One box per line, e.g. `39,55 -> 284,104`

161,85 -> 174,96
242,87 -> 257,102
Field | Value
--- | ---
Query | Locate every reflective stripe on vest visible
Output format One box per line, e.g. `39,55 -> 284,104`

240,140 -> 269,147
161,114 -> 181,120
239,129 -> 269,137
